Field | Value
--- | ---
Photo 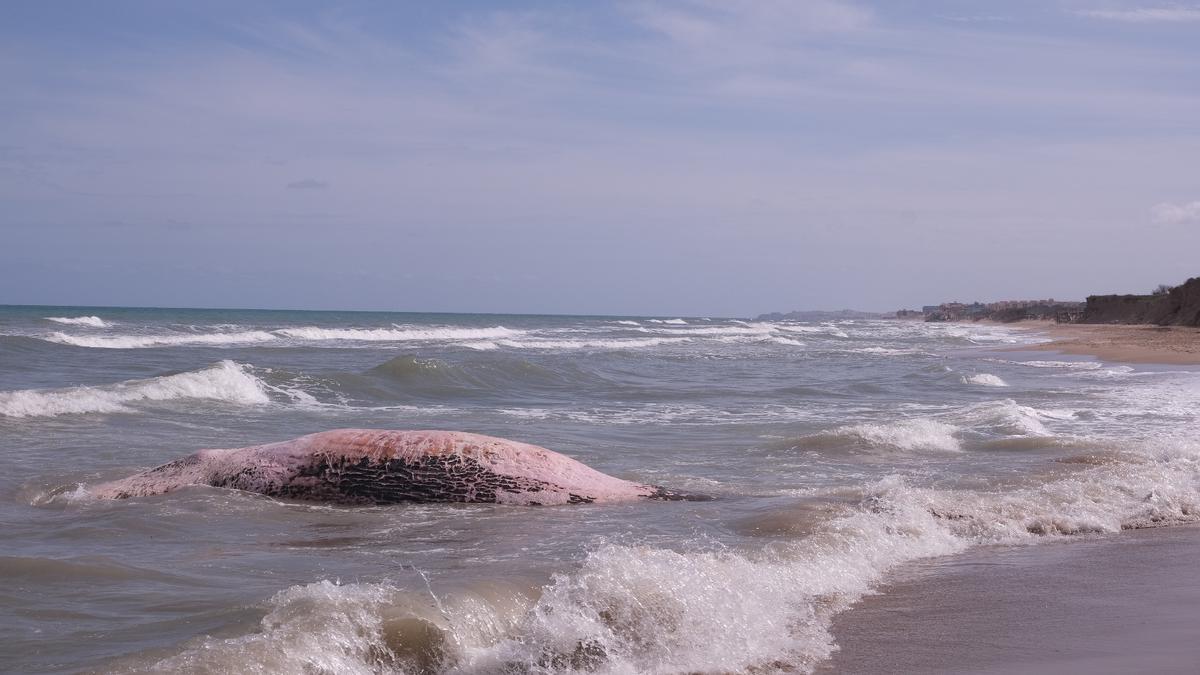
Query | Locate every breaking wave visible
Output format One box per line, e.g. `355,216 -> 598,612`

45,315 -> 110,327
791,419 -> 963,454
274,326 -> 522,342
137,438 -> 1200,674
963,373 -> 1008,387
44,330 -> 277,349
785,399 -> 1077,455
38,325 -> 523,348
464,337 -> 687,351
0,361 -> 272,418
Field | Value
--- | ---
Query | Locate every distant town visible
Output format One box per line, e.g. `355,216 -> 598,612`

896,299 -> 1084,323
755,300 -> 1084,323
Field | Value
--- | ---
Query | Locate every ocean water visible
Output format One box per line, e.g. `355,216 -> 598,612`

2,305 -> 1199,673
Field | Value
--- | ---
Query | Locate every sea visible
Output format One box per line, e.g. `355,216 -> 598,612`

2,305 -> 1199,674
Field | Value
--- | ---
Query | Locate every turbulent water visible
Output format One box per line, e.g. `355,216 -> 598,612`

2,305 -> 1199,674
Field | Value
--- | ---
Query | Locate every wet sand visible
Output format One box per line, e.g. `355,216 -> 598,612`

830,321 -> 1200,673
821,525 -> 1200,674
1018,323 -> 1200,365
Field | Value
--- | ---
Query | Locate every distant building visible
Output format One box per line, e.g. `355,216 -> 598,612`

919,298 -> 1084,323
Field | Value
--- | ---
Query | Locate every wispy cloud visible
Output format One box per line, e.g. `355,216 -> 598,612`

1152,201 -> 1200,223
4,3 -> 1200,312
1076,6 -> 1200,22
629,0 -> 873,50
286,179 -> 328,190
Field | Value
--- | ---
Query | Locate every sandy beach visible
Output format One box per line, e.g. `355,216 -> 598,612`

817,321 -> 1200,674
820,525 -> 1200,674
1017,323 -> 1200,365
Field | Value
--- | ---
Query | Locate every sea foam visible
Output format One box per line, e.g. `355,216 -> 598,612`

963,373 -> 1009,387
142,439 -> 1200,674
274,326 -> 522,342
476,337 -> 688,351
40,325 -> 522,348
817,418 -> 963,453
44,330 -> 277,349
0,361 -> 271,418
45,316 -> 110,327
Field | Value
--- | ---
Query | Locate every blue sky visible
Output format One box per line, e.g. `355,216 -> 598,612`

2,1 -> 1198,315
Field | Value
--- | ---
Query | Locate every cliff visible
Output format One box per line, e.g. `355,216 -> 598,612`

1081,277 -> 1200,326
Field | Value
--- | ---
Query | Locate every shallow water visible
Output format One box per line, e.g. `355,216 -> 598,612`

2,305 -> 1199,673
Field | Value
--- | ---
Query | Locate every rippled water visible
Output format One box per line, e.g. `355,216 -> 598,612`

3,305 -> 1199,673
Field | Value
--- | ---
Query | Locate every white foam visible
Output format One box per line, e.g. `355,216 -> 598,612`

497,403 -> 816,425
0,361 -> 271,418
488,442 -> 1200,670
954,399 -> 1051,436
834,419 -> 963,453
150,580 -> 400,673
44,330 -> 277,349
45,316 -> 110,327
484,337 -> 687,351
274,325 -> 522,342
662,318 -> 688,325
1008,360 -> 1103,370
963,373 -> 1009,387
778,325 -> 850,338
653,324 -> 775,336
613,320 -> 641,326
139,437 -> 1200,674
851,346 -> 916,356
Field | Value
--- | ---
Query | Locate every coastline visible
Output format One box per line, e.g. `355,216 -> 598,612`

1002,322 -> 1200,365
816,319 -> 1200,673
820,525 -> 1200,674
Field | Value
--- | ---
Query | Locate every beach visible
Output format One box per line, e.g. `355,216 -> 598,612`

821,323 -> 1200,674
1019,323 -> 1200,365
5,308 -> 1200,673
821,525 -> 1200,674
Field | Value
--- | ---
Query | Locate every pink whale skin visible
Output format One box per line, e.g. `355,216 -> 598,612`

90,429 -> 707,506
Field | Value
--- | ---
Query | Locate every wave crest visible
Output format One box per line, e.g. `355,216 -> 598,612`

44,331 -> 277,349
963,373 -> 1009,387
275,325 -> 522,342
790,419 -> 962,454
0,361 -> 270,418
45,316 -> 110,327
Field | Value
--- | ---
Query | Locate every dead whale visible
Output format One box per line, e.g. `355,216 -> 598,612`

91,429 -> 706,505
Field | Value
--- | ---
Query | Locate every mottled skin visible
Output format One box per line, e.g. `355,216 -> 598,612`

91,429 -> 705,505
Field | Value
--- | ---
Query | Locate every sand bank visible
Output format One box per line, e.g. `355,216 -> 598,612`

820,525 -> 1200,674
1014,323 -> 1200,365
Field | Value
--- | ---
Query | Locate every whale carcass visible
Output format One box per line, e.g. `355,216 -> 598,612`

91,429 -> 704,505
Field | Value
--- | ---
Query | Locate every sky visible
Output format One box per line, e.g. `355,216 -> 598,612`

2,1 -> 1198,316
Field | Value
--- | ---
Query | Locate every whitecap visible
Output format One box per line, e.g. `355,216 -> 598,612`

44,330 -> 277,349
963,373 -> 1009,387
0,361 -> 271,418
45,316 -> 110,328
274,325 -> 522,342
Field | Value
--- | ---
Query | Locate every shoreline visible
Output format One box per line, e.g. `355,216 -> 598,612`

996,321 -> 1200,365
820,525 -> 1200,674
815,319 -> 1200,672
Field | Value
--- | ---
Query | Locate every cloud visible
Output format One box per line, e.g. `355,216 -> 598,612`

631,0 -> 873,47
1076,6 -> 1200,22
286,179 -> 329,190
1151,201 -> 1200,223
